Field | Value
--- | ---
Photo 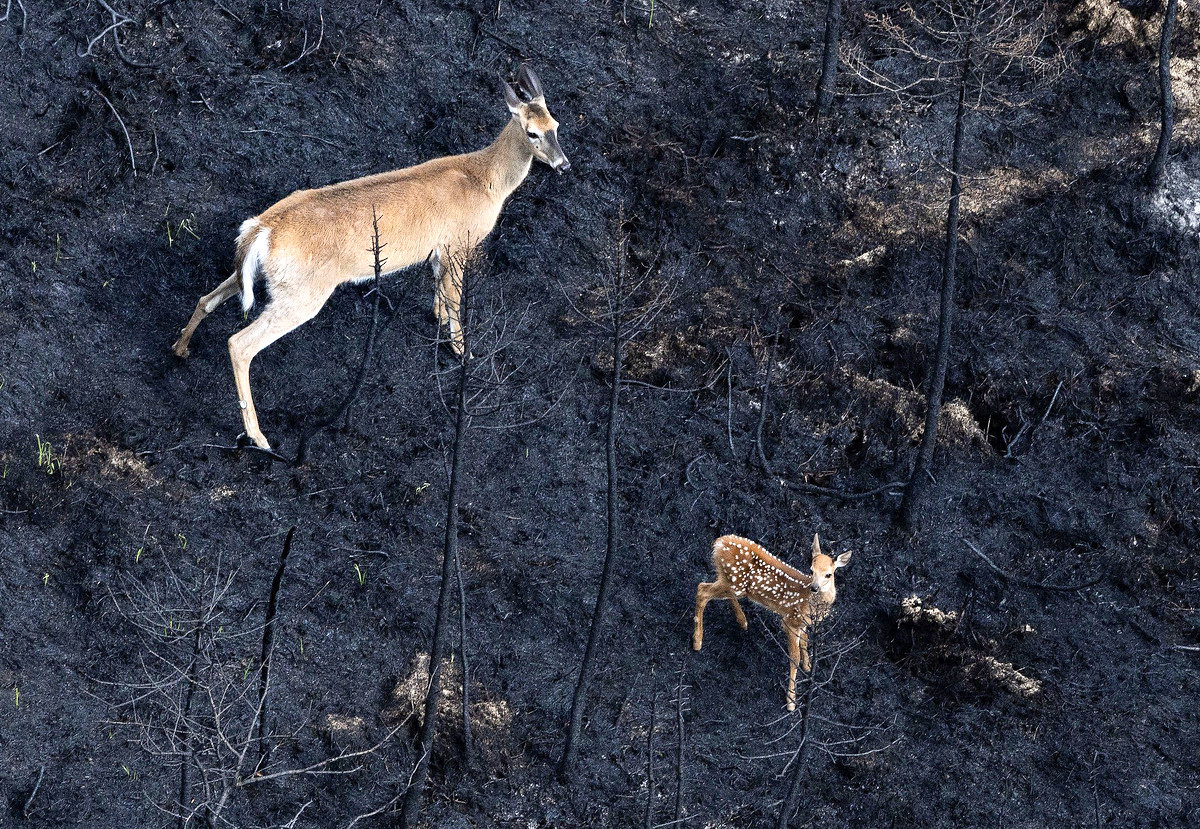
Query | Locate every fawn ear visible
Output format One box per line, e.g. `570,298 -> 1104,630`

835,551 -> 852,569
811,533 -> 821,559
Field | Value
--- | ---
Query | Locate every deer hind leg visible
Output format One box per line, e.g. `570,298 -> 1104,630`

694,581 -> 725,651
694,577 -> 742,650
172,273 -> 242,358
227,285 -> 335,450
728,595 -> 749,629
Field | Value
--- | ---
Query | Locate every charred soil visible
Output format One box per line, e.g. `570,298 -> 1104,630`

1,0 -> 1198,827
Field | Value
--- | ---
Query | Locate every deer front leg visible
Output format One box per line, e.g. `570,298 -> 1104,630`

438,250 -> 466,355
797,627 -> 811,673
786,625 -> 802,712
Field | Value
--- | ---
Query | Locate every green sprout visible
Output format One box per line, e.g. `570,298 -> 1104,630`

165,212 -> 201,248
35,435 -> 59,475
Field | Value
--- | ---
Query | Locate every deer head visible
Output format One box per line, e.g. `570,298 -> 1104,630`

502,65 -> 571,174
807,533 -> 852,601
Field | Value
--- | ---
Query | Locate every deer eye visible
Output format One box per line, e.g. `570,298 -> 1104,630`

527,131 -> 540,141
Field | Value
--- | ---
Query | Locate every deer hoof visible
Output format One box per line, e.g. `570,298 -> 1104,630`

237,432 -> 272,452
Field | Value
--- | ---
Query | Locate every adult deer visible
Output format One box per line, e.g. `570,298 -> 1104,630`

171,65 -> 570,450
693,533 -> 851,711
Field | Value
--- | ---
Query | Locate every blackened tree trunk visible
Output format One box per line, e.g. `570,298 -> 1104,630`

455,532 -> 473,765
254,527 -> 294,773
559,288 -> 625,777
400,275 -> 473,828
673,654 -> 687,825
177,621 -> 203,829
295,209 -> 387,464
812,0 -> 844,121
776,633 -> 818,829
1146,0 -> 1178,187
900,40 -> 971,530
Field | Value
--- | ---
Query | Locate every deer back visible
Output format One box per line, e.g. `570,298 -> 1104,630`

255,152 -> 515,288
712,535 -> 817,625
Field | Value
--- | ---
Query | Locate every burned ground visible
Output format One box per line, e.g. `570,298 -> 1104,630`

1,0 -> 1198,826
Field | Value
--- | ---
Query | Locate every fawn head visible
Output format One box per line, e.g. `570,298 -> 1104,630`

502,65 -> 571,174
808,533 -> 852,600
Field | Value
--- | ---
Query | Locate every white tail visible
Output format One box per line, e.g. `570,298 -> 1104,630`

693,533 -> 851,711
170,65 -> 571,450
238,219 -> 269,313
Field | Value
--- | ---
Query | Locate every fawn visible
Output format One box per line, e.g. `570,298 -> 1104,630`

693,533 -> 851,710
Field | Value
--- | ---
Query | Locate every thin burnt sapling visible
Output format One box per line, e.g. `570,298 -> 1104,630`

102,545 -> 402,828
813,0 -> 845,122
1146,0 -> 1179,188
843,0 -> 1058,529
558,211 -> 674,778
399,250 -> 480,829
399,247 -> 562,825
294,208 -> 393,465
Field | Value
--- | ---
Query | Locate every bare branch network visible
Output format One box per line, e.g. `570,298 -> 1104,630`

559,219 -> 678,347
842,0 -> 1063,111
97,553 -> 400,826
430,248 -> 573,429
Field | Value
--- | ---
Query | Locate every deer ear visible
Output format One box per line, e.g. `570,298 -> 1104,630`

835,551 -> 852,569
501,77 -> 523,113
518,64 -> 544,99
811,533 -> 821,559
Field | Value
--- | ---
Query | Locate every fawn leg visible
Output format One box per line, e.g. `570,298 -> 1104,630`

786,625 -> 802,712
693,582 -> 717,650
728,596 -> 748,629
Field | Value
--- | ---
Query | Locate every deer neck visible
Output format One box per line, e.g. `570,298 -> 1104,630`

478,117 -> 534,199
816,584 -> 837,606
